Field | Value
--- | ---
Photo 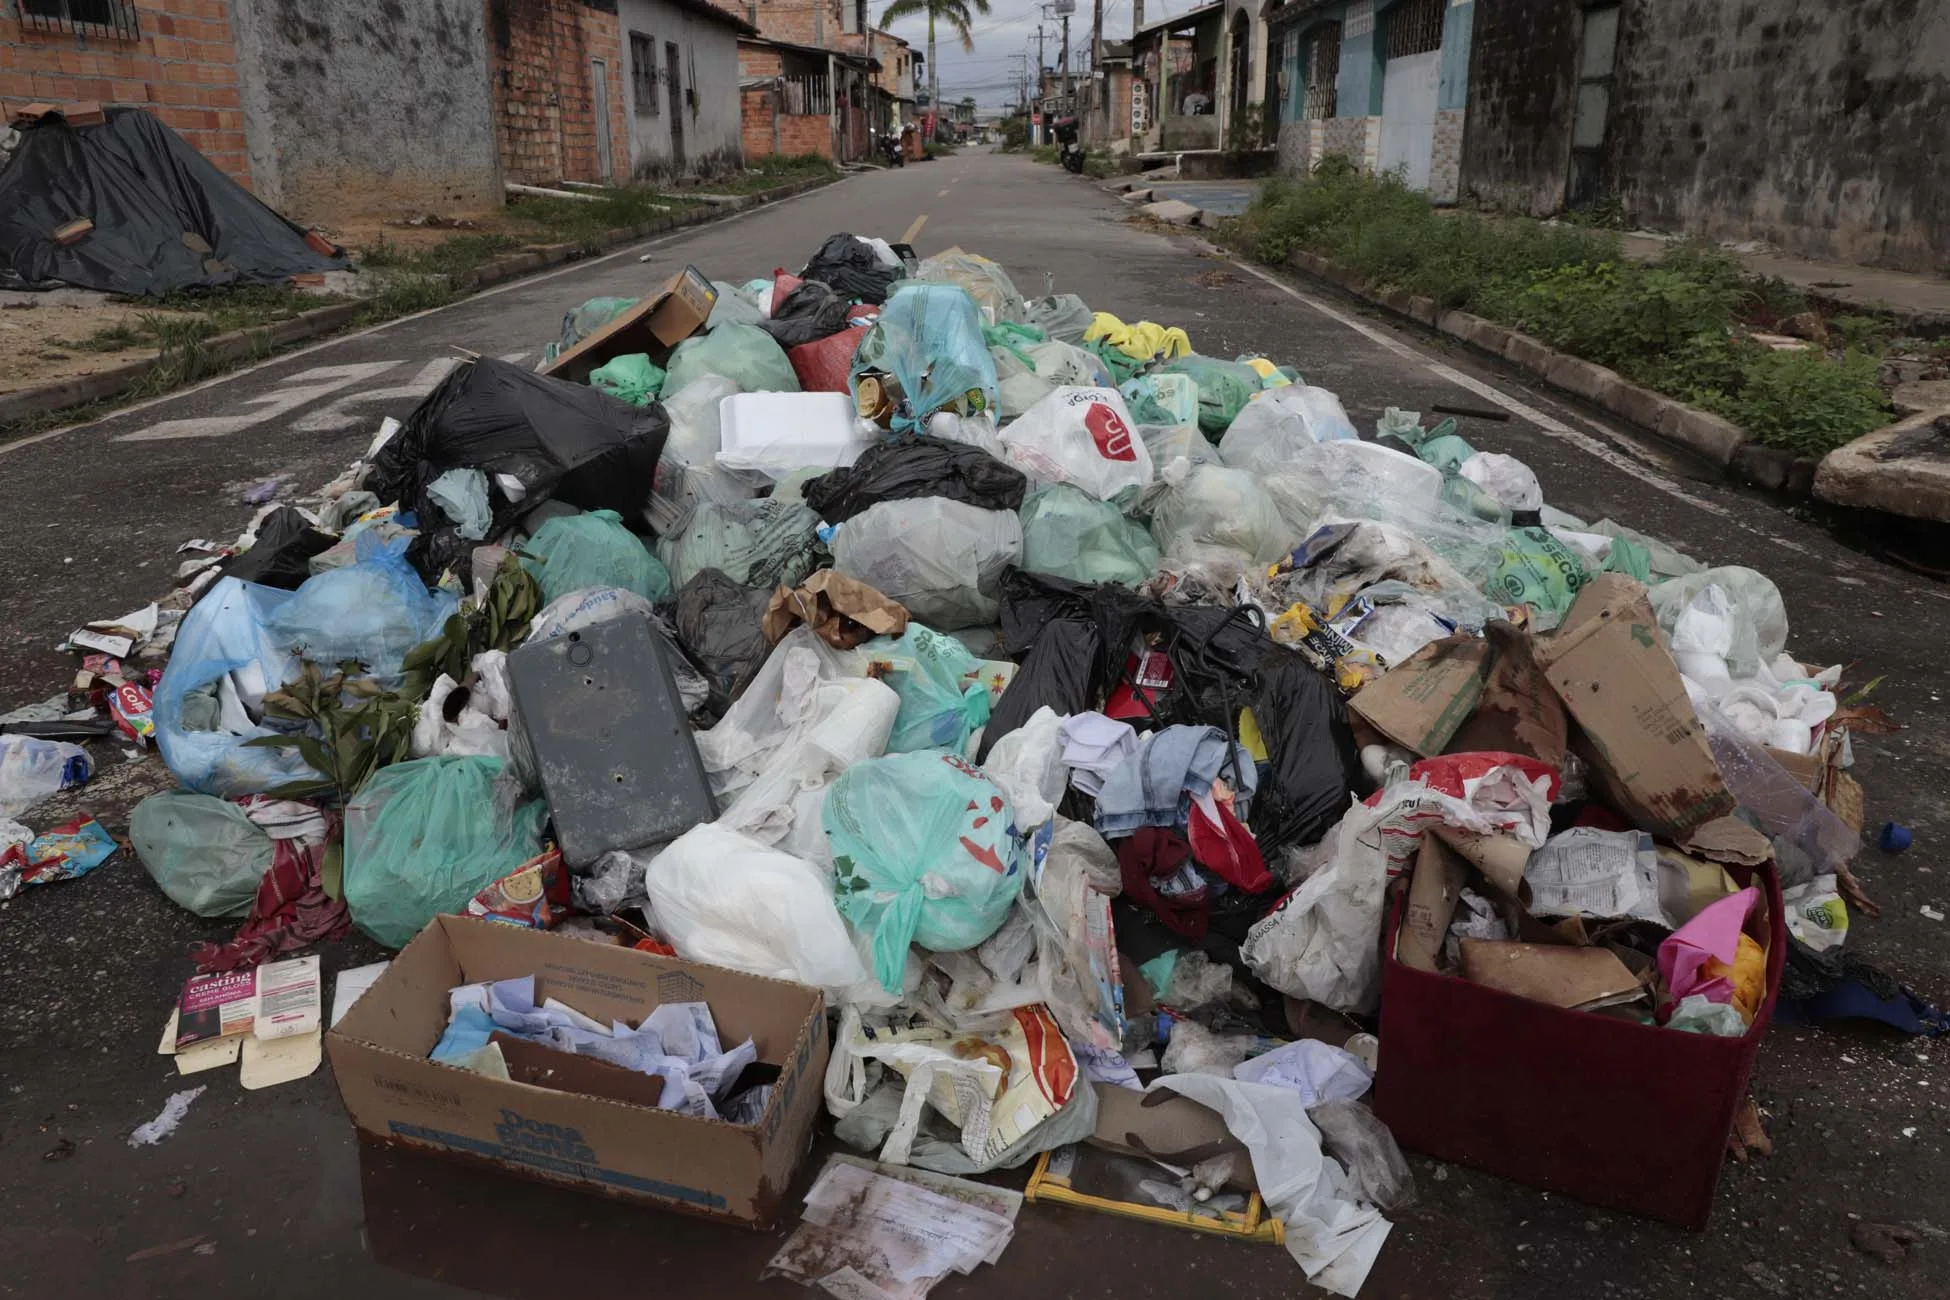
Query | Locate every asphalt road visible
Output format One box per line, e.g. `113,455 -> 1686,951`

1,149 -> 1945,1300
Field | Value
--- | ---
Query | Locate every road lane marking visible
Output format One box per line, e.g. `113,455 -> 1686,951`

2,180 -> 844,458
288,351 -> 528,433
115,363 -> 402,442
901,214 -> 928,244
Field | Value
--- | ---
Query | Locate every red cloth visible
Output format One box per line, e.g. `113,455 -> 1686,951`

1116,826 -> 1207,940
1187,797 -> 1273,893
190,818 -> 350,973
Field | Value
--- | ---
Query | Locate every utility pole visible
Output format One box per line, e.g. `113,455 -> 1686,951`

1090,0 -> 1104,132
1059,13 -> 1070,113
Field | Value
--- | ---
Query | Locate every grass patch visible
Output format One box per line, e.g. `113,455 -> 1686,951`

692,153 -> 839,195
1030,144 -> 1060,165
1225,163 -> 1892,456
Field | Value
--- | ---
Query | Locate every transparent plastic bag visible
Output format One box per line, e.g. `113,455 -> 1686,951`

1651,567 -> 1789,677
915,251 -> 1027,325
130,790 -> 273,918
1699,699 -> 1860,889
656,498 -> 825,591
860,624 -> 995,756
1458,451 -> 1543,513
1149,461 -> 1295,566
994,343 -> 1055,419
852,283 -> 998,431
1019,482 -> 1161,586
521,508 -> 671,605
999,386 -> 1153,502
0,735 -> 91,818
649,822 -> 879,1001
541,296 -> 636,364
264,533 -> 459,681
706,280 -> 766,329
1139,422 -> 1223,472
1163,949 -> 1234,1011
342,755 -> 548,948
1026,292 -> 1094,343
824,750 -> 1027,992
1027,337 -> 1110,388
695,626 -> 866,798
1122,373 -> 1200,427
1219,386 -> 1358,470
1308,1099 -> 1417,1211
1157,354 -> 1262,436
830,498 -> 1022,630
662,322 -> 799,395
646,375 -> 753,534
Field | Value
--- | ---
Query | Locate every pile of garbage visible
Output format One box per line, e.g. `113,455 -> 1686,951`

3,234 -> 1910,1292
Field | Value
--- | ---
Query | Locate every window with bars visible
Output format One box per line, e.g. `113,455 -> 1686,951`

630,32 -> 660,115
18,0 -> 141,39
1383,0 -> 1443,60
1302,23 -> 1339,119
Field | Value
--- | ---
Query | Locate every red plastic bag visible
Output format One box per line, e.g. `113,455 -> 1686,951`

1406,752 -> 1559,848
789,323 -> 869,392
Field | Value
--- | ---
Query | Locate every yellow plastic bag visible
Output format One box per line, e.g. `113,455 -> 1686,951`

1083,312 -> 1192,363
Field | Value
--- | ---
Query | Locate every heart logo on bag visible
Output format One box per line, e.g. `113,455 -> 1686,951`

1083,402 -> 1136,462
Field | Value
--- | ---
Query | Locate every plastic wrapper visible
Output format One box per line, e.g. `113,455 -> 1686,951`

830,498 -> 1022,631
521,508 -> 671,605
264,533 -> 459,680
656,498 -> 825,591
1218,385 -> 1358,471
129,791 -> 274,918
342,755 -> 548,948
998,386 -> 1153,502
648,822 -> 881,1002
1156,354 -> 1262,436
661,322 -> 799,395
0,816 -> 118,900
804,435 -> 1026,524
824,750 -> 1027,993
1148,461 -> 1294,566
915,251 -> 1026,325
1019,483 -> 1161,586
851,283 -> 998,431
1307,1100 -> 1417,1211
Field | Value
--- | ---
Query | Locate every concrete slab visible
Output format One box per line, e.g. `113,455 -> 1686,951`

1140,198 -> 1202,225
1140,179 -> 1263,217
1814,410 -> 1950,521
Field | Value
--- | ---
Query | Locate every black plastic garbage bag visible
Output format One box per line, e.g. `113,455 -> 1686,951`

1245,643 -> 1362,854
996,569 -> 1152,689
674,568 -> 773,697
221,506 -> 336,589
367,359 -> 670,556
757,279 -> 854,349
0,108 -> 345,296
976,617 -> 1099,763
805,436 -> 1028,525
800,233 -> 902,304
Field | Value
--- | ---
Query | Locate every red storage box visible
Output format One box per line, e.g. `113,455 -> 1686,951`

1373,863 -> 1784,1230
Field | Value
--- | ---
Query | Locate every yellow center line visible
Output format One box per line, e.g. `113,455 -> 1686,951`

900,213 -> 928,244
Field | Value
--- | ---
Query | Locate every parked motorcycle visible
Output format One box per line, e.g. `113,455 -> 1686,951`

1053,116 -> 1085,174
880,130 -> 906,168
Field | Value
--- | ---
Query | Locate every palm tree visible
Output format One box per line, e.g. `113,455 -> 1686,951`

880,0 -> 991,140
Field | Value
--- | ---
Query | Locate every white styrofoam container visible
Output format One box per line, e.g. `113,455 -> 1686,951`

716,391 -> 873,479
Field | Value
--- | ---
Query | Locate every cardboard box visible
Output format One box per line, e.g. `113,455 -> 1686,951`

1376,862 -> 1784,1230
326,916 -> 828,1229
1532,575 -> 1735,839
541,266 -> 718,385
1348,634 -> 1491,757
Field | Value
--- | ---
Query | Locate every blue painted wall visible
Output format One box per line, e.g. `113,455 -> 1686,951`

1336,2 -> 1380,116
1439,0 -> 1475,110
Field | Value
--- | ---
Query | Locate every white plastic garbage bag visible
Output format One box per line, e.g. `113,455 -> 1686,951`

647,822 -> 880,1003
998,387 -> 1153,502
1458,452 -> 1544,513
695,626 -> 863,800
979,705 -> 1069,830
1148,460 -> 1296,566
1218,385 -> 1358,471
0,735 -> 90,818
646,375 -> 752,533
830,498 -> 1023,630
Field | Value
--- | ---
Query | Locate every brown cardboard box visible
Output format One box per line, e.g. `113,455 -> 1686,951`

541,266 -> 718,385
1532,575 -> 1735,838
326,915 -> 828,1229
1398,834 -> 1465,972
1348,634 -> 1492,757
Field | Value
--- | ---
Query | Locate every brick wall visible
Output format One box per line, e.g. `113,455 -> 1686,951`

746,0 -> 840,48
0,0 -> 249,186
740,84 -> 776,157
775,110 -> 831,157
488,0 -> 630,186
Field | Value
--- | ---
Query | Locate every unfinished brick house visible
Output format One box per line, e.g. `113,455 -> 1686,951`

486,0 -> 633,186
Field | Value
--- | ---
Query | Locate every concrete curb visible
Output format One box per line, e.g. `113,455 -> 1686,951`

1270,235 -> 1846,499
0,174 -> 840,427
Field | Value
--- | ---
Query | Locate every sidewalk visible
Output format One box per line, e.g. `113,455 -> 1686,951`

1620,234 -> 1950,331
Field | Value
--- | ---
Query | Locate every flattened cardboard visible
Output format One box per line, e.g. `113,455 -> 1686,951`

326,915 -> 828,1229
539,266 -> 717,385
1349,635 -> 1491,757
1444,622 -> 1567,767
1533,575 -> 1734,838
1399,834 -> 1465,972
240,1029 -> 321,1090
1677,816 -> 1773,867
1458,940 -> 1642,1010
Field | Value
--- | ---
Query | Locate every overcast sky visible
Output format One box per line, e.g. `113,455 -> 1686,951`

879,0 -> 1190,112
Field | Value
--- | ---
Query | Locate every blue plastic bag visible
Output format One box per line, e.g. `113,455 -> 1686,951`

522,508 -> 672,605
859,625 -> 993,756
342,755 -> 549,948
824,750 -> 1026,992
263,532 -> 458,680
154,577 -> 322,796
851,283 -> 998,432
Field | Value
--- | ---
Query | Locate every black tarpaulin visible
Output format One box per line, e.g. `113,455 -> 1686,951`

0,108 -> 346,297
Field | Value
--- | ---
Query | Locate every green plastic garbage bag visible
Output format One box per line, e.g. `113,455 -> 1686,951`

983,320 -> 1046,369
1488,526 -> 1591,628
1157,354 -> 1261,437
1020,483 -> 1160,586
860,624 -> 994,755
130,790 -> 274,918
1084,338 -> 1145,386
589,353 -> 665,406
663,323 -> 799,395
656,498 -> 825,590
851,283 -> 997,431
342,755 -> 548,948
1604,534 -> 1654,583
1121,373 -> 1198,427
522,508 -> 672,605
824,749 -> 1026,992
